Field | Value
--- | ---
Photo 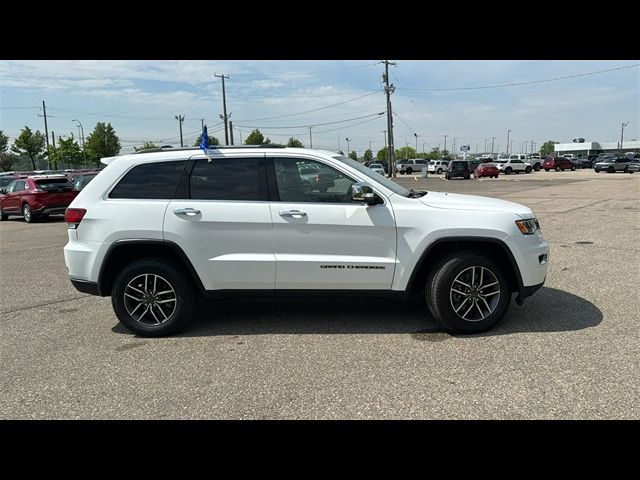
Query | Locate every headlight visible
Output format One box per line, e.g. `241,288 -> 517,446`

515,218 -> 540,235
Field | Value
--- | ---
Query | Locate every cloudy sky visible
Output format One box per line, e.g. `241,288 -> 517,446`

1,60 -> 638,155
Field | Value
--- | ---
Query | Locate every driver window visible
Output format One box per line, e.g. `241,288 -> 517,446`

273,158 -> 356,203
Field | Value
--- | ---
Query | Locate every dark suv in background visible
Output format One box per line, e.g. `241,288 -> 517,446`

445,160 -> 471,180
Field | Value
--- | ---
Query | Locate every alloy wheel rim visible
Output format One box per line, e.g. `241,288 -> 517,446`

449,266 -> 501,322
124,273 -> 177,325
23,205 -> 30,221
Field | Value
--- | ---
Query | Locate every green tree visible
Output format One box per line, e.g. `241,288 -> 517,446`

425,147 -> 440,160
134,141 -> 159,152
0,130 -> 8,154
286,137 -> 304,148
363,149 -> 373,162
338,150 -> 345,156
376,147 -> 388,161
11,126 -> 47,170
52,135 -> 84,168
245,129 -> 265,145
349,151 -> 357,161
84,122 -> 121,165
540,141 -> 558,157
395,146 -> 416,160
194,134 -> 220,146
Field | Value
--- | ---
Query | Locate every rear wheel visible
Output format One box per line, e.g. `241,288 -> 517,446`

437,168 -> 443,174
22,204 -> 33,223
571,165 -> 576,171
426,252 -> 511,334
534,164 -> 541,171
555,166 -> 561,172
406,167 -> 413,174
525,166 -> 532,173
505,167 -> 512,174
111,258 -> 197,337
608,166 -> 615,173
0,210 -> 8,221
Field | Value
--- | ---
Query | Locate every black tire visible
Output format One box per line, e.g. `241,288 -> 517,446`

505,167 -> 512,174
437,168 -> 443,174
534,164 -> 541,171
464,174 -> 470,180
608,167 -> 614,173
22,204 -> 33,223
525,166 -> 532,173
595,170 -> 599,173
555,166 -> 561,172
544,169 -> 549,172
0,210 -> 8,221
624,166 -> 629,173
427,252 -> 511,334
571,165 -> 576,171
406,167 -> 413,174
111,258 -> 197,337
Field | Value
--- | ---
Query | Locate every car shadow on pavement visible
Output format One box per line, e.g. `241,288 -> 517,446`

111,287 -> 602,338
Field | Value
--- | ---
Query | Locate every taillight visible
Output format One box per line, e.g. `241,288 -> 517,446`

65,208 -> 86,228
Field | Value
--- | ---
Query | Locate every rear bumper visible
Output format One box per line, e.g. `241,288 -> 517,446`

70,277 -> 101,296
33,204 -> 70,215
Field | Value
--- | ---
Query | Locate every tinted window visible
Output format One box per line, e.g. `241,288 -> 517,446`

35,178 -> 75,191
0,177 -> 14,188
190,158 -> 265,201
14,181 -> 27,191
274,158 -> 355,203
110,161 -> 186,199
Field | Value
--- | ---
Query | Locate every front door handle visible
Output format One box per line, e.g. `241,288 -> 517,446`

174,207 -> 201,217
279,209 -> 307,219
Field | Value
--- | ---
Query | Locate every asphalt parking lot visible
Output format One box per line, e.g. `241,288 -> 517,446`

1,169 -> 639,419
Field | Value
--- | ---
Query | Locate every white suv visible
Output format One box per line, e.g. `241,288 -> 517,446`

497,156 -> 533,175
64,146 -> 549,337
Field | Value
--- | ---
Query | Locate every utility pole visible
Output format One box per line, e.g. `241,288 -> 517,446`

383,130 -> 388,171
51,131 -> 57,170
229,121 -> 234,145
452,138 -> 457,158
199,119 -> 205,130
38,100 -> 51,169
73,119 -> 86,167
309,126 -> 313,148
491,137 -> 495,156
175,114 -> 185,147
443,135 -> 448,157
214,73 -> 230,145
369,140 -> 373,152
346,137 -> 351,156
414,133 -> 418,159
381,60 -> 397,178
620,122 -> 630,153
506,129 -> 512,156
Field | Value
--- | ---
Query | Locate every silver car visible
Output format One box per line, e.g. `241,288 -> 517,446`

368,163 -> 386,175
594,156 -> 632,173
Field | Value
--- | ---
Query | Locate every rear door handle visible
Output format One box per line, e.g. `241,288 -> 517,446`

279,209 -> 307,219
174,207 -> 201,217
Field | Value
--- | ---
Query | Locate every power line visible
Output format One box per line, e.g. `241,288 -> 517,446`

397,63 -> 640,91
234,90 -> 381,123
391,70 -> 440,137
236,112 -> 384,130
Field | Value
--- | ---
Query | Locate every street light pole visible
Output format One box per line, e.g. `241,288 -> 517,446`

506,129 -> 512,156
346,137 -> 350,157
414,133 -> 418,159
620,122 -> 630,152
72,119 -> 86,167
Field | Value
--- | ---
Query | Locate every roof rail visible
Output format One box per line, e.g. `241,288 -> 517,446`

132,144 -> 286,154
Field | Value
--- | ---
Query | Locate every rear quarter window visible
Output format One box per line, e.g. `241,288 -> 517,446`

109,161 -> 187,199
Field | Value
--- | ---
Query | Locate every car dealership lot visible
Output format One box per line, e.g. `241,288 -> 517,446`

1,169 -> 639,419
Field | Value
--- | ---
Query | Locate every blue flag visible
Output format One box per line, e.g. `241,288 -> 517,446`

200,125 -> 211,162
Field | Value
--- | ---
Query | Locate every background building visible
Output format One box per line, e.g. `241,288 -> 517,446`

554,140 -> 640,158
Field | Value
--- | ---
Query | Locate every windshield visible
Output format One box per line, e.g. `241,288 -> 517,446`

332,155 -> 410,197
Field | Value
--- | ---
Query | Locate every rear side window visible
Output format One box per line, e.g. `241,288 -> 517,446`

190,158 -> 266,201
110,161 -> 186,199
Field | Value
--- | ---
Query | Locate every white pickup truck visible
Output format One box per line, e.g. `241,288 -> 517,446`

496,155 -> 533,175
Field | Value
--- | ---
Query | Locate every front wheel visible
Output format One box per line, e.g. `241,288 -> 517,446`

0,209 -> 8,221
555,166 -> 561,172
111,258 -> 197,337
525,166 -> 532,173
426,253 -> 510,334
534,164 -> 541,171
505,167 -> 512,174
571,166 -> 576,171
437,168 -> 443,174
406,167 -> 413,174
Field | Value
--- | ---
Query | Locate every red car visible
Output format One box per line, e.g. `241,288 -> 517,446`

474,163 -> 499,178
543,157 -> 575,172
0,175 -> 78,223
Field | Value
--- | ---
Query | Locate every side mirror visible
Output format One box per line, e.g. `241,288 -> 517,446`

351,182 -> 382,206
